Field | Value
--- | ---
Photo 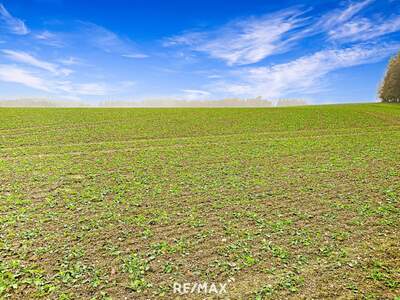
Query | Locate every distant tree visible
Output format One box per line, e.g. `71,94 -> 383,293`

379,51 -> 400,103
276,99 -> 308,107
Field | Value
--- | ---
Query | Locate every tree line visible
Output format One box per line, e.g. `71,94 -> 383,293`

380,51 -> 400,103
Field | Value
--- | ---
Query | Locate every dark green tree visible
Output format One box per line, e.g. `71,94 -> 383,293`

380,51 -> 400,103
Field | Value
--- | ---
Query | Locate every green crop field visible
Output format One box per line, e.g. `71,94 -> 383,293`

0,103 -> 399,299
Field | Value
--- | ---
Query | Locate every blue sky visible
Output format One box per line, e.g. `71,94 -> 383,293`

0,0 -> 399,104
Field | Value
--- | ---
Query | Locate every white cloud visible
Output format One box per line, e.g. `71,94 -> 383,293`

0,3 -> 29,35
182,89 -> 210,95
164,0 -> 388,67
2,49 -> 72,76
59,57 -> 81,66
0,64 -> 110,96
208,74 -> 222,79
53,80 -> 108,96
78,22 -> 147,58
74,83 -> 108,95
0,64 -> 49,91
34,30 -> 64,47
329,15 -> 400,42
54,80 -> 137,96
163,32 -> 206,47
119,80 -> 136,88
35,30 -> 54,40
315,0 -> 373,31
0,66 -> 108,96
214,43 -> 399,99
82,22 -> 125,53
181,89 -> 211,100
122,53 -> 149,59
165,9 -> 308,66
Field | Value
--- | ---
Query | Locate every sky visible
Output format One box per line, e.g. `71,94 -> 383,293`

0,0 -> 399,104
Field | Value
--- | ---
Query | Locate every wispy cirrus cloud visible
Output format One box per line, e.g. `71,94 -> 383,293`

181,89 -> 211,100
58,57 -> 81,66
2,49 -> 72,76
329,15 -> 400,42
122,53 -> 149,59
0,62 -> 136,98
314,0 -> 373,32
214,43 -> 399,99
162,0 -> 400,101
80,22 -> 128,53
55,81 -> 109,95
34,30 -> 65,47
27,21 -> 149,58
0,17 -> 143,99
164,0 -> 386,68
0,3 -> 29,35
0,64 -> 49,91
0,64 -> 113,96
78,22 -> 149,58
164,8 -> 309,66
318,0 -> 400,43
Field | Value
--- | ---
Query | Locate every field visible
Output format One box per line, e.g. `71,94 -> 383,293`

0,103 -> 399,299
